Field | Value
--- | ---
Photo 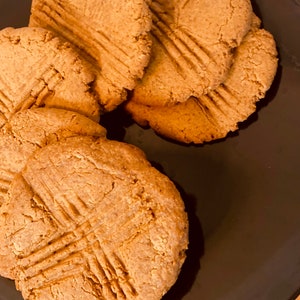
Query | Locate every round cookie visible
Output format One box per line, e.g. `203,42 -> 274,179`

130,0 -> 253,107
29,0 -> 153,111
0,107 -> 106,209
0,136 -> 188,300
125,27 -> 278,144
0,26 -> 100,125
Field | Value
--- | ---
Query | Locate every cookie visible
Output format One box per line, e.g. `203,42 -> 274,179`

125,26 -> 278,144
29,0 -> 153,111
0,136 -> 188,299
130,0 -> 253,107
0,107 -> 106,209
0,26 -> 100,125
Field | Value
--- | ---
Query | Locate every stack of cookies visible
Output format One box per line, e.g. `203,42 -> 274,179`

0,2 -> 188,300
124,0 -> 278,144
0,0 -> 278,299
0,118 -> 188,299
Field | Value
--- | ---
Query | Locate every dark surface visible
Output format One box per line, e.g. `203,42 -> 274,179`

0,0 -> 300,299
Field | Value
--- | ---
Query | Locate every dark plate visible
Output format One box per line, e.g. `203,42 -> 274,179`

1,0 -> 300,299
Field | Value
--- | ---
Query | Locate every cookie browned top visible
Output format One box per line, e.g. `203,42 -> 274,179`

0,107 -> 106,209
1,136 -> 188,299
125,26 -> 278,144
29,0 -> 153,112
0,27 -> 101,124
130,0 -> 253,107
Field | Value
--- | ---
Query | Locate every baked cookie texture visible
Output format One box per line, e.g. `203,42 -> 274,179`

125,25 -> 278,144
0,0 -> 280,298
0,108 -> 106,280
29,0 -> 153,112
0,107 -> 106,208
0,136 -> 188,300
0,27 -> 101,124
130,0 -> 253,107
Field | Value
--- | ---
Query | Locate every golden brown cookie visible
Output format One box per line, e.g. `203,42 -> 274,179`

130,0 -> 253,107
125,26 -> 278,144
29,0 -> 153,111
0,26 -> 101,125
0,107 -> 106,208
0,136 -> 188,299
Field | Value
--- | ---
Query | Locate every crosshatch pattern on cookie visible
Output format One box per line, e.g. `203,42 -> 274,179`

17,181 -> 150,298
0,64 -> 64,125
29,0 -> 153,111
130,0 -> 253,106
4,137 -> 188,299
150,1 -> 216,79
126,27 -> 278,144
0,27 -> 101,122
30,0 -> 133,84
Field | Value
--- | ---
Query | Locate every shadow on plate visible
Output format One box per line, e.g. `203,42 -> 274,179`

162,182 -> 204,300
289,287 -> 300,300
100,105 -> 134,142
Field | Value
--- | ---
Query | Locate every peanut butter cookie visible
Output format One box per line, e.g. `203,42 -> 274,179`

0,27 -> 101,124
0,136 -> 188,299
125,26 -> 278,144
130,0 -> 253,107
29,0 -> 153,111
0,107 -> 106,209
